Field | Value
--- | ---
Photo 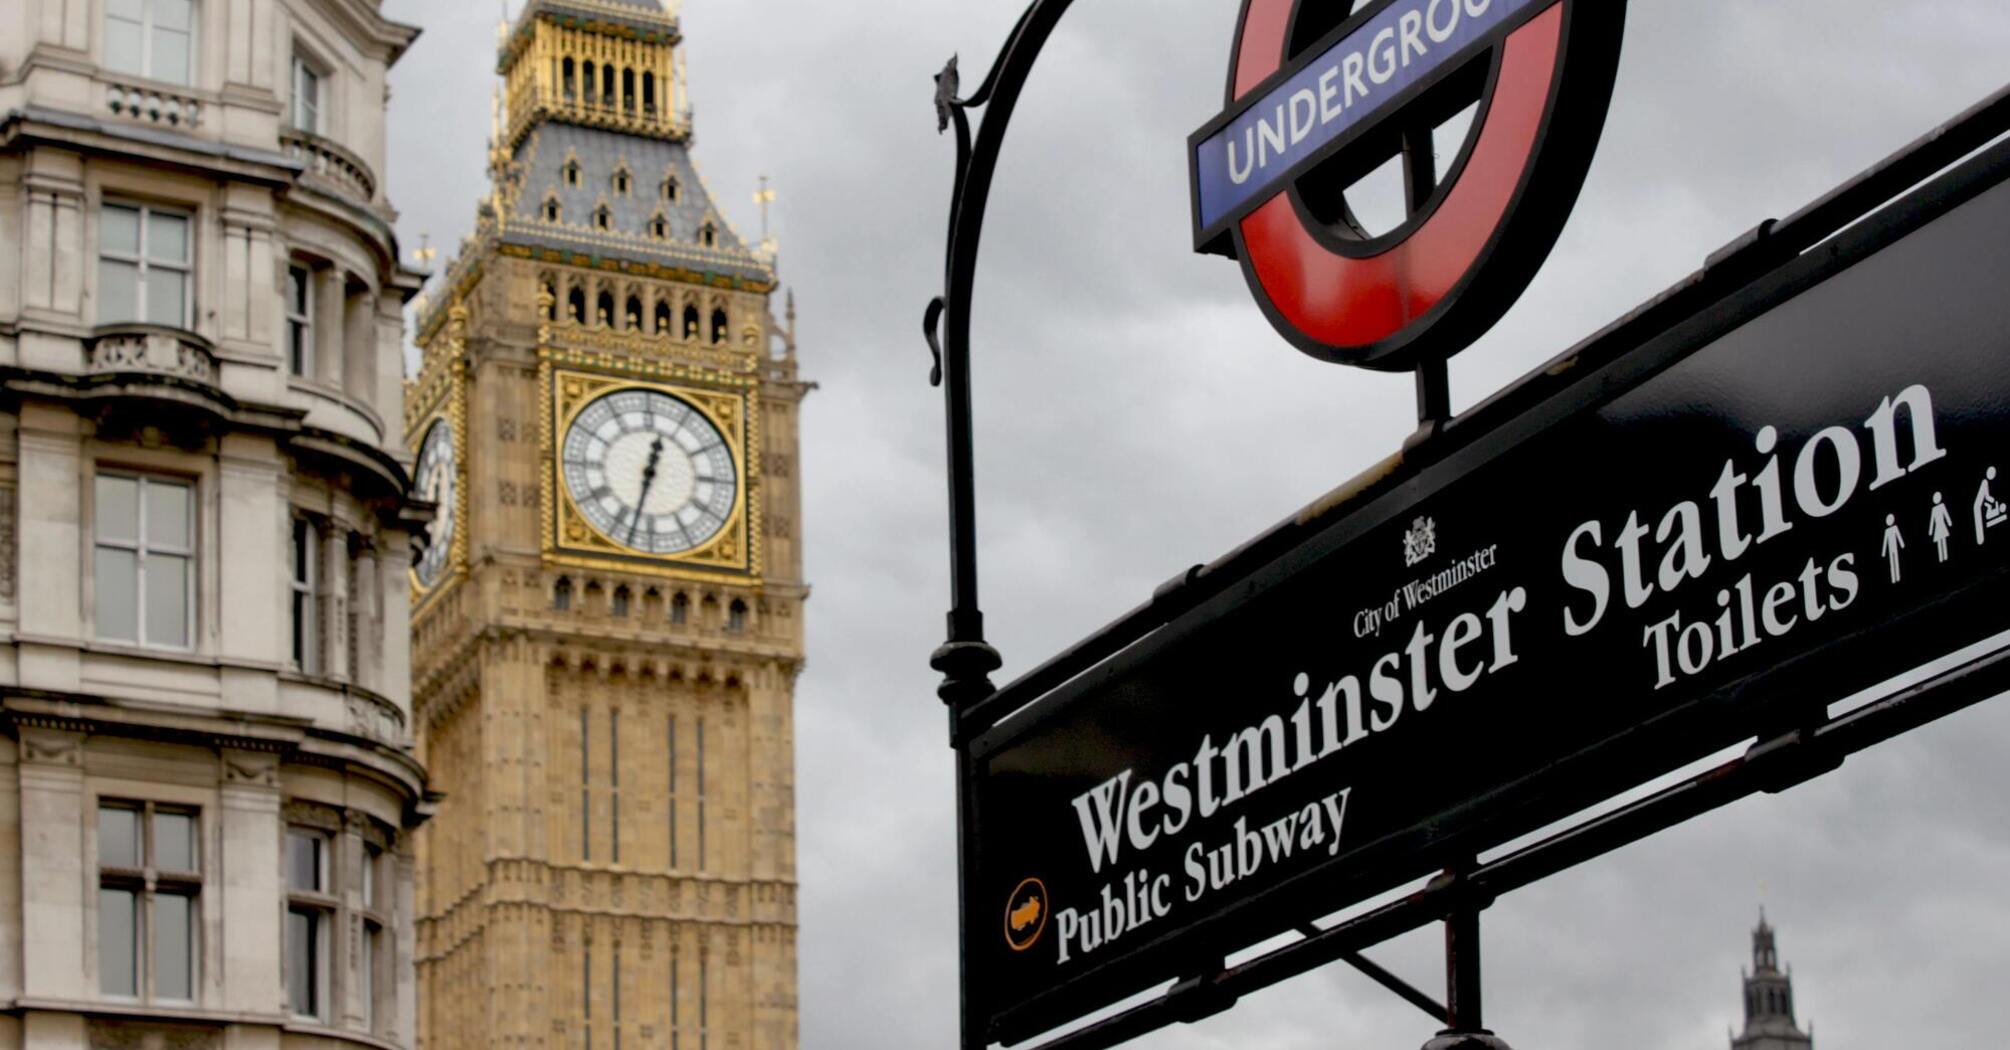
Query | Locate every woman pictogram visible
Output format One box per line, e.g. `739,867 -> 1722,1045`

1929,492 -> 1954,563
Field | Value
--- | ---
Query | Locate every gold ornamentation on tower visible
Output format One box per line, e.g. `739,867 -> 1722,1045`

410,4 -> 809,1050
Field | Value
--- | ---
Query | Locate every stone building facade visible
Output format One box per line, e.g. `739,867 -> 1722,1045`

0,2 -> 431,1049
408,3 -> 808,1049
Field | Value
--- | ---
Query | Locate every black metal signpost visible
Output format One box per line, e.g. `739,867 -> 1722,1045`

926,4 -> 2010,1049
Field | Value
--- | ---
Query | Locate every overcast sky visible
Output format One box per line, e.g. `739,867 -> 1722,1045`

382,3 -> 2010,1049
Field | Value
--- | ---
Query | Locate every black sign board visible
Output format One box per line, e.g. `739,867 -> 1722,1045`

969,139 -> 2010,1041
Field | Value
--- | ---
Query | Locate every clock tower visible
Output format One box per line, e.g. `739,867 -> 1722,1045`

404,3 -> 808,1049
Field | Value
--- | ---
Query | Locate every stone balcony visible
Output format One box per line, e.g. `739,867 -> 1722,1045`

85,323 -> 219,385
282,128 -> 379,204
102,77 -> 205,130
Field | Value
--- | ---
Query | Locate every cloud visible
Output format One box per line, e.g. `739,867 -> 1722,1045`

383,3 -> 2010,1049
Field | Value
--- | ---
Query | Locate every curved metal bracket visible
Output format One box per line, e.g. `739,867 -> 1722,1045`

926,0 -> 1082,713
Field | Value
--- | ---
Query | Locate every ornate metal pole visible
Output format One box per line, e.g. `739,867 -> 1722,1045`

924,9 -> 1084,1050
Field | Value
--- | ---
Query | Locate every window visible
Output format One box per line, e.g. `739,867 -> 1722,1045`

695,719 -> 707,871
99,801 -> 200,1002
99,203 -> 192,327
567,287 -> 586,325
285,828 -> 332,1020
95,473 -> 194,649
670,944 -> 682,1050
609,709 -> 622,865
681,306 -> 699,341
726,600 -> 747,635
360,843 -> 387,1032
614,169 -> 632,196
649,214 -> 669,240
291,518 -> 320,673
624,298 -> 642,331
285,264 -> 313,376
594,206 -> 612,231
564,159 -> 582,187
661,177 -> 679,203
544,197 -> 563,224
654,301 -> 672,334
697,224 -> 716,248
710,309 -> 728,345
611,585 -> 631,617
105,0 -> 194,86
291,57 -> 322,134
554,577 -> 574,611
669,592 -> 689,625
667,716 -> 679,869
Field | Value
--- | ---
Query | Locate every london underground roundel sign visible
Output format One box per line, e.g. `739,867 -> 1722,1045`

1190,0 -> 1626,371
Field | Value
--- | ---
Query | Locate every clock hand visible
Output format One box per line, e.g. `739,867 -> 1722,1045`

627,436 -> 666,546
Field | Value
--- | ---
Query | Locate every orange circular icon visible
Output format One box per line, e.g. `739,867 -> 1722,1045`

1004,878 -> 1049,952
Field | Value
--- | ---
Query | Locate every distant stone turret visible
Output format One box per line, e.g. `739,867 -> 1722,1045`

1731,914 -> 1814,1050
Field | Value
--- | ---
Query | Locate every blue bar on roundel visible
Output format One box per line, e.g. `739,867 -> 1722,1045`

1193,0 -> 1544,235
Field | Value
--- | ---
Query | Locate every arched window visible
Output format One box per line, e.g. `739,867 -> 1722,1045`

563,58 -> 577,101
612,586 -> 631,618
661,177 -> 679,203
622,69 -> 637,112
543,196 -> 562,223
649,214 -> 669,239
642,72 -> 657,115
670,592 -> 690,625
727,599 -> 748,634
567,287 -> 587,325
710,308 -> 728,345
698,223 -> 716,248
541,278 -> 558,320
682,305 -> 700,340
596,291 -> 616,327
642,587 -> 663,619
594,206 -> 611,231
553,577 -> 574,611
563,159 -> 581,187
613,168 -> 631,196
582,62 -> 597,102
654,300 -> 672,334
625,296 -> 643,330
602,65 -> 616,105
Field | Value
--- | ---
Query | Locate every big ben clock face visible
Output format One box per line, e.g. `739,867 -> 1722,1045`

561,388 -> 740,555
412,419 -> 458,589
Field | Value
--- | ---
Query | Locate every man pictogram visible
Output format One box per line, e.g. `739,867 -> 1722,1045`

1883,514 -> 1906,583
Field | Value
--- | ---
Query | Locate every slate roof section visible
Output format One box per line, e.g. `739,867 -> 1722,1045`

514,0 -> 679,42
503,122 -> 772,284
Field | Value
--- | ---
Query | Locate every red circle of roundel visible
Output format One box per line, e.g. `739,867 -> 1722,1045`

1213,0 -> 1625,372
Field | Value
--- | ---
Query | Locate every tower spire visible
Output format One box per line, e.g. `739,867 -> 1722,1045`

1731,914 -> 1812,1050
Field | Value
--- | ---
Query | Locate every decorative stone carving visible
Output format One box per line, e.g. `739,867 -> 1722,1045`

220,749 -> 279,788
20,726 -> 82,767
0,485 -> 14,600
87,1020 -> 220,1050
282,799 -> 344,831
347,691 -> 407,745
